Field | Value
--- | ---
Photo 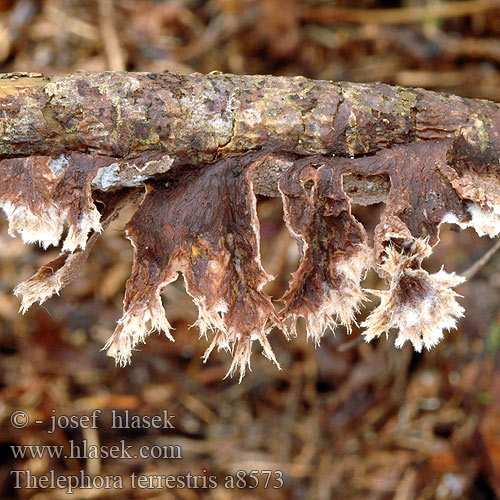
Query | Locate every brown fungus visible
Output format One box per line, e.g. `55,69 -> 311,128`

5,141 -> 499,378
104,153 -> 282,379
14,189 -> 139,313
0,153 -> 114,252
362,240 -> 465,352
278,159 -> 371,341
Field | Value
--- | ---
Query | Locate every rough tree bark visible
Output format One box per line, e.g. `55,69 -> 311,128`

1,71 -> 500,377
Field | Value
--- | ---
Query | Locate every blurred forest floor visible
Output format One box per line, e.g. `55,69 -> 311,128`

1,0 -> 500,499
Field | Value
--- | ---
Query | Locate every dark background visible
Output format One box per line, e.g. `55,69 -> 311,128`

1,0 -> 500,498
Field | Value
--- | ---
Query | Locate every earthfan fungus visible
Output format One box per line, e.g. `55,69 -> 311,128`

1,71 -> 500,378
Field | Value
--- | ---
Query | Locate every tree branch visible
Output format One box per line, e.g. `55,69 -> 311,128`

1,70 -> 499,202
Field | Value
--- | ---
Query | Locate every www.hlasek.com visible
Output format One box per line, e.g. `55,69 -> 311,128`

11,439 -> 183,460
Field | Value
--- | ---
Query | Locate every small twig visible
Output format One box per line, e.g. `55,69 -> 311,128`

337,336 -> 364,352
97,0 -> 125,71
463,237 -> 500,280
302,0 -> 500,25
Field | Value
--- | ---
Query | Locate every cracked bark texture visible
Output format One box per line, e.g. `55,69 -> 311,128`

2,71 -> 500,377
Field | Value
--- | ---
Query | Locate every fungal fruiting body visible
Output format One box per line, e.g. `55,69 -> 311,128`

278,160 -> 371,342
2,73 -> 500,377
362,241 -> 465,352
6,142 -> 493,378
103,154 -> 281,379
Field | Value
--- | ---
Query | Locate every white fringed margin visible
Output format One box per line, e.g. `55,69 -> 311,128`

1,200 -> 101,252
104,294 -> 173,367
441,202 -> 500,238
362,241 -> 465,352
